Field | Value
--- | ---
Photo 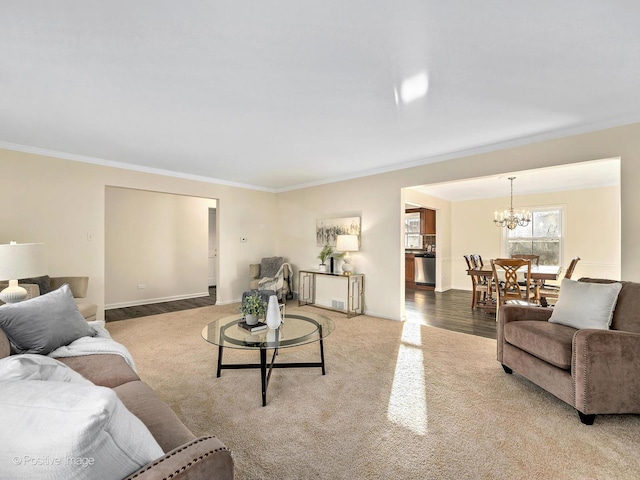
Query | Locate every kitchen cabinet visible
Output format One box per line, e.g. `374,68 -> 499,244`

405,253 -> 415,284
425,209 -> 436,234
405,208 -> 436,241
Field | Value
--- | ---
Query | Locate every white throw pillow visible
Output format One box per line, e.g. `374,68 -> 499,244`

549,278 -> 622,330
0,381 -> 163,480
0,354 -> 92,384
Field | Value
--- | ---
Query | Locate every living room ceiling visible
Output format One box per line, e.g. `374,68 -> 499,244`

2,2 -> 640,192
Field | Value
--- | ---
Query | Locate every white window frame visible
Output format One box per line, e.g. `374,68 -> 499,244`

501,205 -> 566,267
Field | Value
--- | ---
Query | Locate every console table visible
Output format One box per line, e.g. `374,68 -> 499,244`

298,270 -> 365,318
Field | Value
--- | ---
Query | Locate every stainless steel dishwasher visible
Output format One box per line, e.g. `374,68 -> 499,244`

415,253 -> 436,286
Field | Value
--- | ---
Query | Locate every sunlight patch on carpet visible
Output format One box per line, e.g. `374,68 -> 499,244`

387,322 -> 427,435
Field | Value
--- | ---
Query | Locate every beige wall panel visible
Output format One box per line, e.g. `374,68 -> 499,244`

279,122 -> 639,321
2,121 -> 639,322
0,151 -> 278,318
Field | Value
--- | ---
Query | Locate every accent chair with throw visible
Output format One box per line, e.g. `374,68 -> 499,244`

249,256 -> 293,301
497,277 -> 640,425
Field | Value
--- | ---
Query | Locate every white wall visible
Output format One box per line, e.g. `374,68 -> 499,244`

0,151 -> 279,318
105,187 -> 216,308
278,122 -> 640,321
450,186 -> 621,290
277,173 -> 396,319
3,121 -> 640,323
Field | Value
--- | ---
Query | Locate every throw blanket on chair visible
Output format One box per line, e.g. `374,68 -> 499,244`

258,262 -> 291,301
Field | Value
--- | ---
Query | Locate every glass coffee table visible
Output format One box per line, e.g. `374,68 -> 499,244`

201,312 -> 335,406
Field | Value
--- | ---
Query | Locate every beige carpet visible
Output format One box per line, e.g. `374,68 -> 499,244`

107,304 -> 640,480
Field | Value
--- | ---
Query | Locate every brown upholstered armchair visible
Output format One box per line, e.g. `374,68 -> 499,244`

497,278 -> 640,424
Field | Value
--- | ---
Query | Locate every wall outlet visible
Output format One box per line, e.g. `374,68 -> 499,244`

137,284 -> 146,290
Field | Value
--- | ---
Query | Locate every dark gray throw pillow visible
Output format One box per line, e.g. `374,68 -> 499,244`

18,275 -> 52,295
260,257 -> 283,279
0,284 -> 96,355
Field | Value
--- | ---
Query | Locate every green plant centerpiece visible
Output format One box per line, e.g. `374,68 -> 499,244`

241,292 -> 267,324
317,244 -> 346,272
317,245 -> 333,266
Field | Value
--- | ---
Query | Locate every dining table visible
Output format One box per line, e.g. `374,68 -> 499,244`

466,264 -> 562,309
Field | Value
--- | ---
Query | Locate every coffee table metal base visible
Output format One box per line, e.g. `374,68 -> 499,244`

216,339 -> 326,406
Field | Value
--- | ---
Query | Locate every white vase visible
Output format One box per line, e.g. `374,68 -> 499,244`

266,328 -> 279,345
245,314 -> 258,326
266,295 -> 282,329
318,264 -> 327,272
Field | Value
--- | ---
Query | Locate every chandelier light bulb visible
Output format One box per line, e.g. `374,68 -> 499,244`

493,177 -> 531,229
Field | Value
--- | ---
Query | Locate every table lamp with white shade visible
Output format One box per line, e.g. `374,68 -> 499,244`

0,241 -> 47,304
336,234 -> 359,275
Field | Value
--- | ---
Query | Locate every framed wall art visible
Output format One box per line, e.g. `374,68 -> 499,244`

316,216 -> 361,247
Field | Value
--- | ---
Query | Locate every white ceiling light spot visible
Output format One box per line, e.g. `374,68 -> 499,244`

400,71 -> 429,105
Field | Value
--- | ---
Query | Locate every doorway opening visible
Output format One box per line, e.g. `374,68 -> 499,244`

104,186 -> 218,321
401,157 -> 621,337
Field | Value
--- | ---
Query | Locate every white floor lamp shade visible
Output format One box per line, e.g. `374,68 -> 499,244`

336,234 -> 359,275
0,242 -> 47,304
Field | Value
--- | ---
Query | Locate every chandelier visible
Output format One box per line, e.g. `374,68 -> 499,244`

493,177 -> 531,229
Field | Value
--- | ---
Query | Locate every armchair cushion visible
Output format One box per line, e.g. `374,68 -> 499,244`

549,278 -> 622,330
504,321 -> 576,369
50,276 -> 89,298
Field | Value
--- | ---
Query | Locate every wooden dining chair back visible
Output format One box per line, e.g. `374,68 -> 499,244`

491,258 -> 536,307
564,256 -> 581,279
464,255 -> 491,309
510,254 -> 540,266
471,254 -> 493,285
536,257 -> 581,305
463,255 -> 473,270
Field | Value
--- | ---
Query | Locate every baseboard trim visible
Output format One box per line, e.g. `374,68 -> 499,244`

215,298 -> 242,306
105,291 -> 211,310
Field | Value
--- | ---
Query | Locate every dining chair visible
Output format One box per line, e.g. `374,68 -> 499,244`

511,254 -> 543,292
491,258 -> 537,308
536,256 -> 581,306
510,254 -> 540,266
471,254 -> 494,288
464,255 -> 491,309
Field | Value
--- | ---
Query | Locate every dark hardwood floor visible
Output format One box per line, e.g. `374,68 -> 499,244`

105,287 -> 217,322
106,285 -> 495,340
405,288 -> 497,339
